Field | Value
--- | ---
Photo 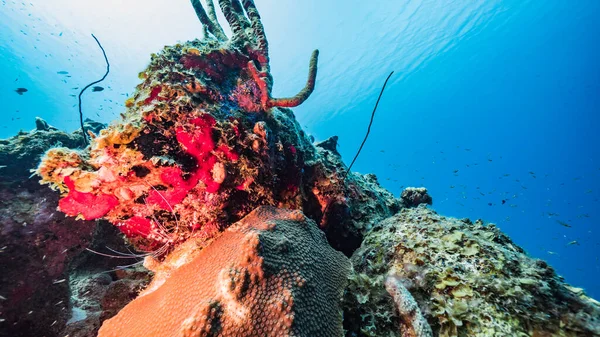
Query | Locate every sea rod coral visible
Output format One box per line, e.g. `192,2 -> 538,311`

36,0 -> 397,255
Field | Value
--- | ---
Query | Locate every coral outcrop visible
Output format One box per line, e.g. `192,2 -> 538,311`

344,206 -> 600,337
35,0 -> 398,255
98,206 -> 351,337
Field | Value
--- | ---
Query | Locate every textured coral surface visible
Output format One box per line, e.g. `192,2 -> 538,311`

345,206 -> 600,337
98,206 -> 350,337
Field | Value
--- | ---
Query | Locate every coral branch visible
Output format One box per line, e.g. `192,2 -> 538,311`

191,0 -> 227,41
249,49 -> 319,110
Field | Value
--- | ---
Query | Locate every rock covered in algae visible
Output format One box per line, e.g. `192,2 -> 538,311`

344,206 -> 600,337
98,206 -> 350,337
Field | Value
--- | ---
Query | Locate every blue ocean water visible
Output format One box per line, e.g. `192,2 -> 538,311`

1,0 -> 598,301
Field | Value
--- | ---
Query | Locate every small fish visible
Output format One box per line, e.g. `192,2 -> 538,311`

57,71 -> 69,74
92,86 -> 104,92
557,220 -> 572,228
15,87 -> 28,95
547,251 -> 558,255
501,199 -> 506,205
567,240 -> 580,246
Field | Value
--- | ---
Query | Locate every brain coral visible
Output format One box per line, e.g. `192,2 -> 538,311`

98,206 -> 350,337
344,206 -> 600,337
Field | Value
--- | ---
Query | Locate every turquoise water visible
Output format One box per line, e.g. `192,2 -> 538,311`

1,0 -> 598,302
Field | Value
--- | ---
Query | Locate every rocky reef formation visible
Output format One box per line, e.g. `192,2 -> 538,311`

344,206 -> 600,337
98,206 -> 350,337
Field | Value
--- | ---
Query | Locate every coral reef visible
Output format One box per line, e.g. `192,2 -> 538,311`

18,1 -> 599,336
98,206 -> 350,337
35,0 -> 398,255
344,206 -> 600,337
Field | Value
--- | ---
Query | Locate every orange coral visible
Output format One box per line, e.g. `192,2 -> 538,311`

98,207 -> 350,336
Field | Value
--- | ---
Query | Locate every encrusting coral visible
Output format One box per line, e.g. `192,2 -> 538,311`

35,0 -> 397,255
97,206 -> 350,337
344,206 -> 600,337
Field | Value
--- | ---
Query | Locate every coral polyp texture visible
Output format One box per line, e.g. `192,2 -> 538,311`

97,206 -> 350,337
36,0 -> 397,254
344,206 -> 600,337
